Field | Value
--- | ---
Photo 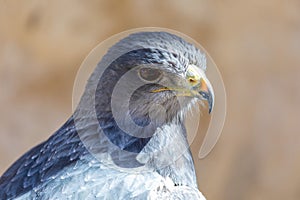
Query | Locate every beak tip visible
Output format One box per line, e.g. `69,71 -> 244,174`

199,90 -> 214,114
208,99 -> 213,114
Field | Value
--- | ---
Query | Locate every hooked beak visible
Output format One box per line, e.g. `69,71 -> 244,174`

197,77 -> 214,113
186,65 -> 215,114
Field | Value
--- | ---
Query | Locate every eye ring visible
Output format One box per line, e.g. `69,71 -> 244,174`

138,67 -> 163,82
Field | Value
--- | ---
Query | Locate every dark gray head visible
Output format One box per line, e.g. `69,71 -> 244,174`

76,31 -> 214,167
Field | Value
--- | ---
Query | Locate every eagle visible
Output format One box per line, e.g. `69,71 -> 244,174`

0,31 -> 214,199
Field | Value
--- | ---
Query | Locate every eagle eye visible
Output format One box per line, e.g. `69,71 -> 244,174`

138,67 -> 162,82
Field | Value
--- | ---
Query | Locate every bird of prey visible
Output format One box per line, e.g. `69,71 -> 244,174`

0,31 -> 214,199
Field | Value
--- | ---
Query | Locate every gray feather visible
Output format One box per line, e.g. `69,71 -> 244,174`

0,31 -> 207,199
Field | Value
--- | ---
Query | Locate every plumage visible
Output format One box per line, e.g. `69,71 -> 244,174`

0,31 -> 212,199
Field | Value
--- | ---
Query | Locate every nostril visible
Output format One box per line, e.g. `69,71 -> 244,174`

199,91 -> 209,99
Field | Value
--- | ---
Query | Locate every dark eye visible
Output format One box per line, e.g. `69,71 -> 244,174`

138,68 -> 162,82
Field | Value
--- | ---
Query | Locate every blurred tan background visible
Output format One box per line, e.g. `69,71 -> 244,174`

1,0 -> 300,199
